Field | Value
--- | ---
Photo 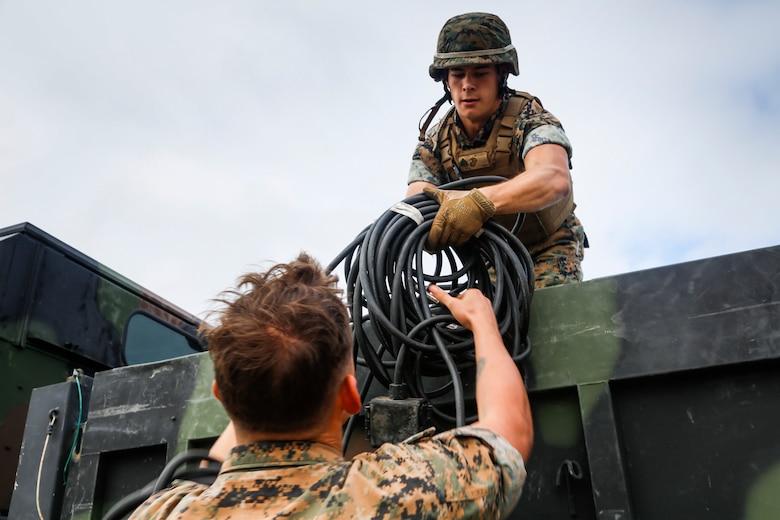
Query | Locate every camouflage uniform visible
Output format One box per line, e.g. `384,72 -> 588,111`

412,12 -> 587,289
129,426 -> 525,519
409,96 -> 587,289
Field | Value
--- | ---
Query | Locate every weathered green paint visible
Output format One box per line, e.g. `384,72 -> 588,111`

532,391 -> 582,449
176,353 -> 229,452
1,223 -> 207,516
6,221 -> 779,520
527,277 -> 622,392
97,275 -> 143,342
744,461 -> 780,520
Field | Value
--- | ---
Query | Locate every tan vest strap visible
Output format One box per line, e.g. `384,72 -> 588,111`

494,96 -> 526,159
438,107 -> 457,179
434,92 -> 576,244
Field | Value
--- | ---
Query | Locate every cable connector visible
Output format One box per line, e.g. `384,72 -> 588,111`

365,387 -> 431,447
47,409 -> 58,435
388,383 -> 408,400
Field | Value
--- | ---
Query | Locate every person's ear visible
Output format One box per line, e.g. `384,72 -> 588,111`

340,374 -> 362,415
212,380 -> 222,402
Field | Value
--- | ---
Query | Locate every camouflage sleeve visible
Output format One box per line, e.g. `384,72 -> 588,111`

522,125 -> 573,160
344,425 -> 525,518
432,426 -> 526,516
516,98 -> 573,161
128,481 -> 209,520
408,122 -> 449,186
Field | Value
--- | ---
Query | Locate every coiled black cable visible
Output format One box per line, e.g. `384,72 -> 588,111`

327,177 -> 535,447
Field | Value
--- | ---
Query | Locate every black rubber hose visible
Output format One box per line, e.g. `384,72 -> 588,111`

327,176 -> 534,443
152,450 -> 220,493
101,450 -> 220,520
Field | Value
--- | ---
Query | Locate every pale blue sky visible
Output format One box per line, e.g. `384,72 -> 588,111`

1,0 -> 778,315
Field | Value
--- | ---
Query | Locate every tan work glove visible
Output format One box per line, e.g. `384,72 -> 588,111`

423,187 -> 496,249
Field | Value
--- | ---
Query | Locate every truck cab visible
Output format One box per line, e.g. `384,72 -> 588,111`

0,222 -> 207,518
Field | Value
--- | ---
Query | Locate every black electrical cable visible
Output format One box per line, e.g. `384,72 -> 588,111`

327,176 -> 535,450
101,450 -> 220,520
152,450 -> 220,493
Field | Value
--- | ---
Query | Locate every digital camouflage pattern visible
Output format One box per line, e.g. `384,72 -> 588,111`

408,95 -> 584,289
429,12 -> 519,80
415,12 -> 585,290
129,426 -> 525,520
409,97 -> 571,187
529,214 -> 586,288
15,243 -> 780,519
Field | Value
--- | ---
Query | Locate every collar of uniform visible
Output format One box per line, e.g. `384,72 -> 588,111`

220,440 -> 344,474
453,97 -> 509,148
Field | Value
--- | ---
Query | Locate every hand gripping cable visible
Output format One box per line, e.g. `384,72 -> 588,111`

326,177 -> 535,450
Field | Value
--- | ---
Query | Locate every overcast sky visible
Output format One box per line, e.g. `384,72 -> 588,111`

1,0 -> 778,317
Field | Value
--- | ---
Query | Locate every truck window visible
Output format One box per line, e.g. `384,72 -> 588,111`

123,312 -> 203,365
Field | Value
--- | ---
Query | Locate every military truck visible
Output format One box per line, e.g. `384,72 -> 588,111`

0,222 -> 207,519
6,215 -> 780,519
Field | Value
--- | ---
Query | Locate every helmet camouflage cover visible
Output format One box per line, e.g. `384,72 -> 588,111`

429,12 -> 519,81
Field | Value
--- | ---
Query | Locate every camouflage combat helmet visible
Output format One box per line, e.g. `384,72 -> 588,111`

429,12 -> 519,81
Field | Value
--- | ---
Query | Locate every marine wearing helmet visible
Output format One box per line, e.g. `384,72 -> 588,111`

429,12 -> 518,80
407,12 -> 588,289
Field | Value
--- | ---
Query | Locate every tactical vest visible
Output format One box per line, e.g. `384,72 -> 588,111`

437,91 -> 576,245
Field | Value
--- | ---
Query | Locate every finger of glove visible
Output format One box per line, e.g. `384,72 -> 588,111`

446,198 -> 484,234
427,214 -> 447,250
422,187 -> 446,204
436,223 -> 465,248
449,229 -> 469,247
431,207 -> 476,248
428,222 -> 470,249
447,211 -> 482,243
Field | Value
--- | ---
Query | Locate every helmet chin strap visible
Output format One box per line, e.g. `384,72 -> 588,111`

418,88 -> 452,142
500,71 -> 511,97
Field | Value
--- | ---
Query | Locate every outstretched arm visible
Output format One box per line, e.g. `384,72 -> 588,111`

406,144 -> 570,249
406,180 -> 435,198
428,285 -> 533,460
208,421 -> 236,462
480,143 -> 570,214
